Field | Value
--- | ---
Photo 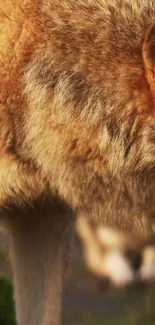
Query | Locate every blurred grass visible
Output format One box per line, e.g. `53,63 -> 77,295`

64,296 -> 155,325
63,313 -> 127,325
64,308 -> 155,325
0,275 -> 16,325
1,274 -> 155,325
1,245 -> 155,325
63,285 -> 155,325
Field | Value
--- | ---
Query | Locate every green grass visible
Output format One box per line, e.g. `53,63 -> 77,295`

0,275 -> 16,325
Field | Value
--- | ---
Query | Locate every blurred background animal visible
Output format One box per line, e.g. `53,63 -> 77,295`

76,217 -> 155,287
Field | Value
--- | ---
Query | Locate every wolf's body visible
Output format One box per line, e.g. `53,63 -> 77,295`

1,0 -> 155,324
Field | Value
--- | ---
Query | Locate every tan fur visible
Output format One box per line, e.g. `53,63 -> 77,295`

1,0 -> 155,324
76,217 -> 155,286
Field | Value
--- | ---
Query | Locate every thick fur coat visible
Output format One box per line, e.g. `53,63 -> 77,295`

1,1 -> 155,324
1,0 -> 155,236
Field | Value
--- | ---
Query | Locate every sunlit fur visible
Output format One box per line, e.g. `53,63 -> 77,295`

1,1 -> 155,324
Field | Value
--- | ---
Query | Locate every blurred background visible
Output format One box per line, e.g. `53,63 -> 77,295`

1,218 -> 155,325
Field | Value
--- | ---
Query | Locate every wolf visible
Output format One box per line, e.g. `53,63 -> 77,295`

1,0 -> 155,324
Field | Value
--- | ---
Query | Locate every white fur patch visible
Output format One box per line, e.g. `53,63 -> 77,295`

104,251 -> 135,286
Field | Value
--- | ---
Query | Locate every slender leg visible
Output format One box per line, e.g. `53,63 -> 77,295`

6,205 -> 73,325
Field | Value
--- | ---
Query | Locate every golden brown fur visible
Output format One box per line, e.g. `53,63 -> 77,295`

1,0 -> 155,324
76,217 -> 155,286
